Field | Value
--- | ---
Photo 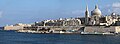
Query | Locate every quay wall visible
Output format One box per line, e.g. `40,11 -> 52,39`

84,26 -> 120,33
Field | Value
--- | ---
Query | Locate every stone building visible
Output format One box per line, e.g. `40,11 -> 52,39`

89,5 -> 102,25
35,18 -> 81,26
85,5 -> 118,26
4,23 -> 31,30
83,5 -> 120,34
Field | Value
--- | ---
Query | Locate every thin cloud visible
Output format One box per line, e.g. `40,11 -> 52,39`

102,2 -> 120,15
112,2 -> 120,8
112,2 -> 120,14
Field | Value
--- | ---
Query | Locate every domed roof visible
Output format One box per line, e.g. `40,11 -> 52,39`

92,5 -> 102,16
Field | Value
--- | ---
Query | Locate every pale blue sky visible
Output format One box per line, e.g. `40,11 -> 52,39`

0,0 -> 120,26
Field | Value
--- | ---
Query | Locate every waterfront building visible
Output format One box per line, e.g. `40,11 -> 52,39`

34,18 -> 81,26
63,18 -> 81,26
83,5 -> 120,34
4,23 -> 31,30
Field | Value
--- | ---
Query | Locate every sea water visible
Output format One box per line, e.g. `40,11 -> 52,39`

0,30 -> 120,44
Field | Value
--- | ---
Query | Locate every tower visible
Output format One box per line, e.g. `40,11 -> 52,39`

85,5 -> 89,25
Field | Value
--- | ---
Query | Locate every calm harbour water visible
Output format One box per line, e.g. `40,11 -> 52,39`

0,30 -> 120,44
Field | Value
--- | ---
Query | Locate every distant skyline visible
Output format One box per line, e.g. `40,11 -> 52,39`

0,0 -> 120,26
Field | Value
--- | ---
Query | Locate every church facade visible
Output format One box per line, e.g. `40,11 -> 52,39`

83,5 -> 120,34
85,5 -> 119,26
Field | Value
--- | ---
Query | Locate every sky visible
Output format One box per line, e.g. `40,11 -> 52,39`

0,0 -> 120,26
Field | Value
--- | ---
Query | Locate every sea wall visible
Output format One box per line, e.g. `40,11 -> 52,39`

84,26 -> 120,33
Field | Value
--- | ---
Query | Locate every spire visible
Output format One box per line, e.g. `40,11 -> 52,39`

85,5 -> 89,17
95,4 -> 98,9
85,5 -> 89,25
86,5 -> 88,11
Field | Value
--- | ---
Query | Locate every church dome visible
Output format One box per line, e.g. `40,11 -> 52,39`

92,5 -> 102,16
